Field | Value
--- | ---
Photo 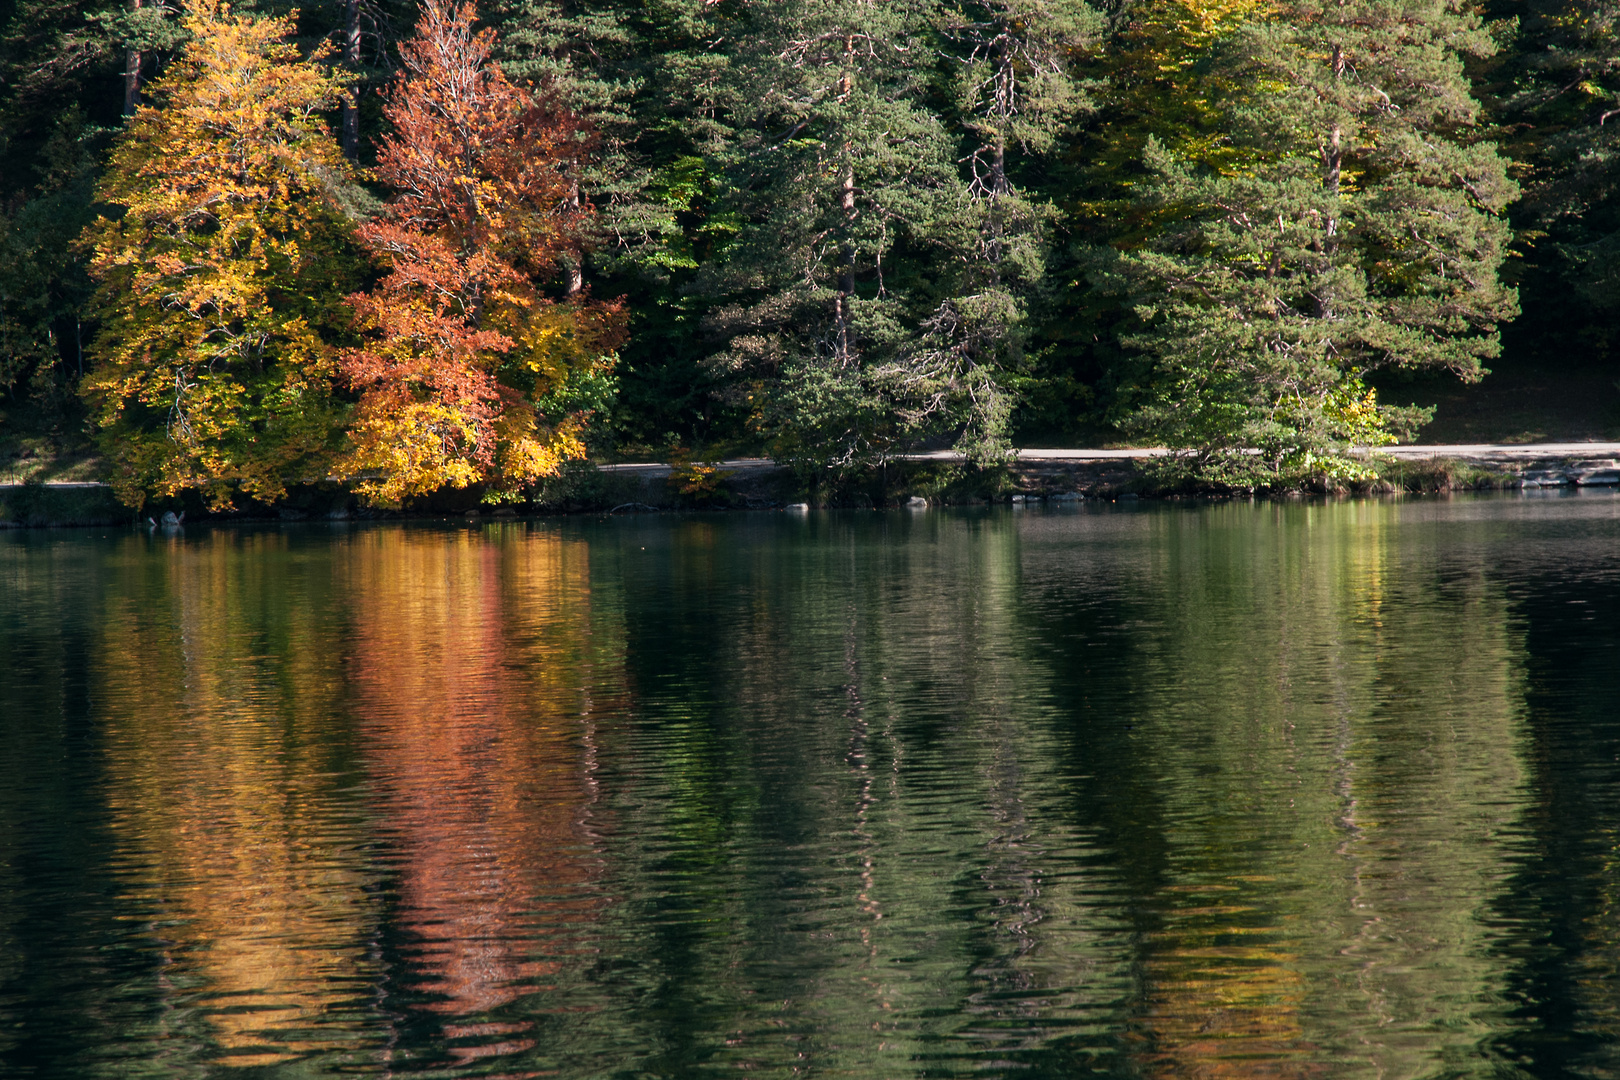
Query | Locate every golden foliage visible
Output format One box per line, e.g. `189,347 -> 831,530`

1074,0 -> 1274,237
79,0 -> 358,509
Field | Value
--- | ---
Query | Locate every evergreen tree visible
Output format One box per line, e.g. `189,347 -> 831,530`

596,1 -> 750,451
1020,0 -> 1266,442
698,0 -> 969,475
1099,0 -> 1519,483
80,0 -> 361,509
1503,1 -> 1620,337
909,0 -> 1101,461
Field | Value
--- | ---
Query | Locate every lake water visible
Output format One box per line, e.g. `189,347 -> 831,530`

3,495 -> 1619,1078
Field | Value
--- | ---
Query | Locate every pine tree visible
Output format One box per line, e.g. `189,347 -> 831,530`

905,0 -> 1101,461
79,0 -> 361,509
336,0 -> 623,506
698,0 -> 966,475
959,0 -> 1263,446
1100,0 -> 1519,484
1041,0 -> 1299,442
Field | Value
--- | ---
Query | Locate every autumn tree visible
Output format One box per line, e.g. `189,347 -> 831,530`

1097,0 -> 1519,484
80,0 -> 360,509
337,0 -> 621,506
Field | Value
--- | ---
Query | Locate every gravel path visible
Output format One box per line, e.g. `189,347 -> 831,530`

10,443 -> 1620,489
596,443 -> 1620,474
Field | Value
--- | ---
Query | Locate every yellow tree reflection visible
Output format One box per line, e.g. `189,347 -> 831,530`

1106,500 -> 1532,1079
96,530 -> 377,1069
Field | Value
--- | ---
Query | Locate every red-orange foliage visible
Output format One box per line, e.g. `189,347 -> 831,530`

338,0 -> 622,505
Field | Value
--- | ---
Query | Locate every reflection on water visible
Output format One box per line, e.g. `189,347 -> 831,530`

92,531 -> 375,1070
2,495 -> 1620,1077
345,528 -> 613,1066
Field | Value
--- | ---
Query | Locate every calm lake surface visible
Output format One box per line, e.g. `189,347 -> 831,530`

4,495 -> 1620,1078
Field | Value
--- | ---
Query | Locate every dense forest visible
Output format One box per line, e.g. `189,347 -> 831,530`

0,0 -> 1614,504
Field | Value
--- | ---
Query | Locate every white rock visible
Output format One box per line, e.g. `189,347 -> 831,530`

907,496 -> 929,508
786,503 -> 810,512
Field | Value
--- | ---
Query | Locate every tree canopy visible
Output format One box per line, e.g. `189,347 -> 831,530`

1099,0 -> 1518,483
0,0 -> 1607,499
337,0 -> 622,506
80,0 -> 358,508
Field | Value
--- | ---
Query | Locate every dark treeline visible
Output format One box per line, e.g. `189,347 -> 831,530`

0,0 -> 1616,501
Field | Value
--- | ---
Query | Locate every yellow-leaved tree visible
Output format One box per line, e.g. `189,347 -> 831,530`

81,0 -> 363,510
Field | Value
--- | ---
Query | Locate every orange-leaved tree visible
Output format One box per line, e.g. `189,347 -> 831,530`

81,0 -> 362,510
338,0 -> 623,506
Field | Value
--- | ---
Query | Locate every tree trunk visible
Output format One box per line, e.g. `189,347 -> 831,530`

835,44 -> 856,367
835,161 -> 856,367
991,37 -> 1010,199
1322,45 -> 1344,207
122,0 -> 143,117
564,179 -> 583,296
981,36 -> 1012,281
341,0 -> 360,159
986,135 -> 1007,280
1317,42 -> 1344,318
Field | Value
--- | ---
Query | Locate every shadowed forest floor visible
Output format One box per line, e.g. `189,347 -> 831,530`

1379,354 -> 1620,445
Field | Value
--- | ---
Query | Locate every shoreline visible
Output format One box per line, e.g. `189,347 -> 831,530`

4,445 -> 1620,529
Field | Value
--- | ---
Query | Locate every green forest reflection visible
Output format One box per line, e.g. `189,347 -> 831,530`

3,497 -> 1615,1078
1009,503 -> 1532,1077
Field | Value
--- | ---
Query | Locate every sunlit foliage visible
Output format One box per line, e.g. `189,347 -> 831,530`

1097,0 -> 1519,484
336,0 -> 623,507
79,0 -> 359,509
